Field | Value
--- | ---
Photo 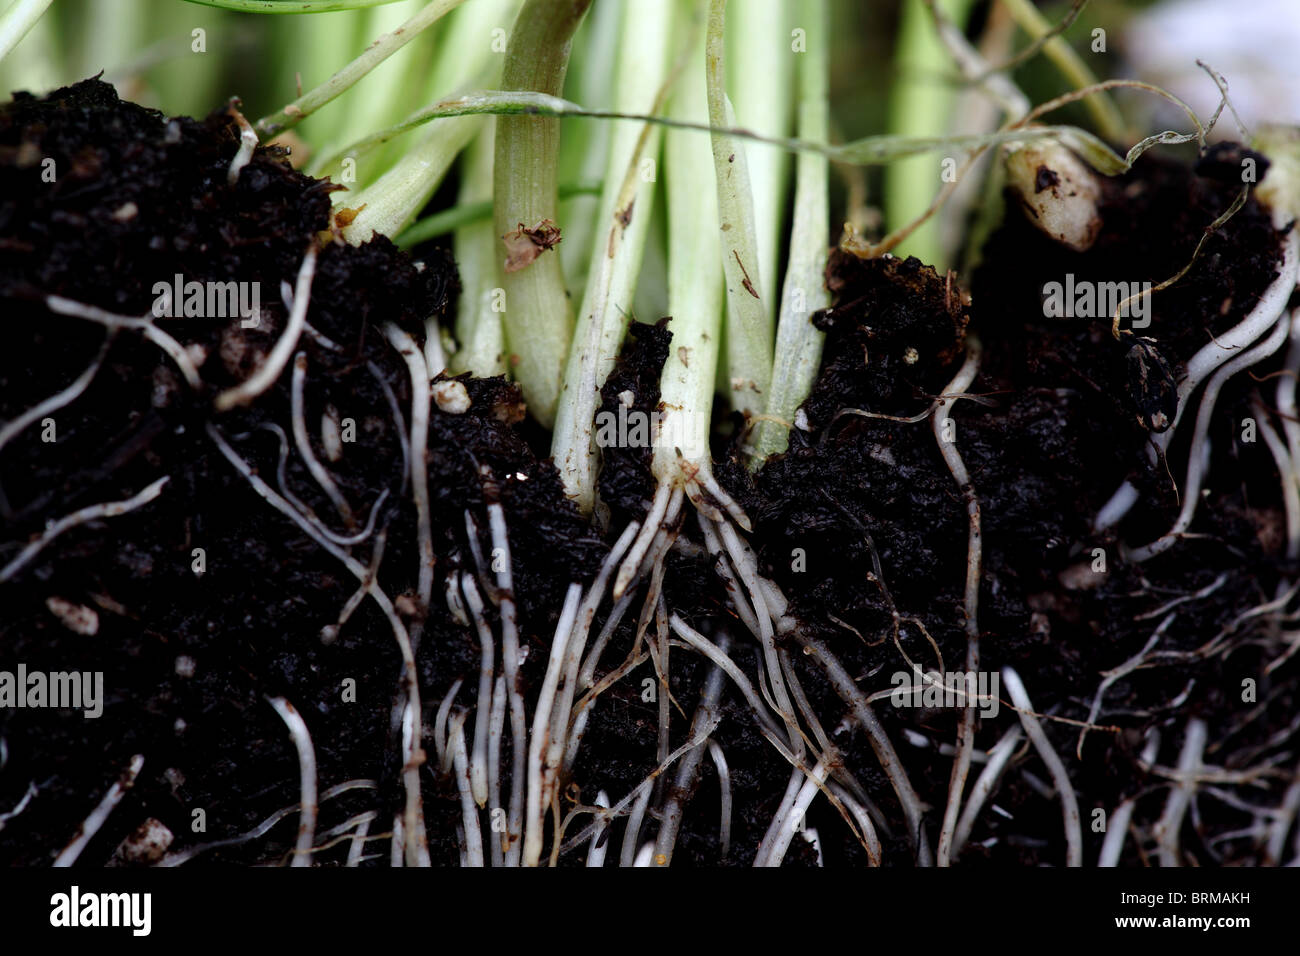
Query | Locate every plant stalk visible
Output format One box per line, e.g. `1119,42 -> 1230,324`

751,0 -> 829,463
256,0 -> 465,137
654,4 -> 722,485
551,0 -> 673,511
705,0 -> 771,420
493,0 -> 592,429
450,120 -> 507,377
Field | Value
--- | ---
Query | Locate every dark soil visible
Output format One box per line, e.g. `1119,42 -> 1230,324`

715,150 -> 1299,865
0,79 -> 597,866
3,78 -> 1298,869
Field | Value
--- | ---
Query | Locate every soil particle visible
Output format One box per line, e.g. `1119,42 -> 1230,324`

594,317 -> 671,528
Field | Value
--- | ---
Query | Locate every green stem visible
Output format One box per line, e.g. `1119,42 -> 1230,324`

727,0 -> 792,327
281,7 -> 370,160
0,0 -> 52,63
150,0 -> 231,117
399,182 -> 601,248
255,0 -> 466,137
341,0 -> 445,191
999,0 -> 1126,143
884,0 -> 973,269
706,0 -> 770,419
751,0 -> 829,464
78,0 -> 140,80
654,2 -> 722,484
493,0 -> 592,430
555,0 -> 621,299
182,0 -> 408,13
338,0 -> 514,244
551,0 -> 673,512
450,121 -> 505,377
342,118 -> 481,244
314,87 -> 1189,180
0,0 -> 55,93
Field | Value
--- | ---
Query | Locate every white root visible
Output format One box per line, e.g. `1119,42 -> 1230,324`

668,617 -> 791,752
1099,730 -> 1161,867
1258,407 -> 1300,564
207,424 -> 429,865
545,519 -> 642,785
668,622 -> 873,859
756,769 -> 808,867
214,243 -> 318,411
434,677 -> 463,774
369,360 -> 411,491
0,330 -> 113,455
1265,755 -> 1300,865
577,588 -> 638,690
484,486 -> 526,865
690,466 -> 752,532
158,780 -> 376,867
450,714 -> 485,867
559,710 -> 723,854
463,510 -> 489,587
707,741 -> 733,862
931,341 -> 984,867
764,759 -> 830,868
1154,717 -> 1208,867
565,649 -> 651,776
1096,231 -> 1299,532
797,633 -> 932,865
1178,230 -> 1299,402
460,574 -> 495,807
0,781 -> 38,832
613,482 -> 673,600
346,815 -> 373,867
290,352 -> 354,528
1002,665 -> 1082,866
259,421 -> 387,548
1129,312 -> 1291,562
44,296 -> 202,389
781,650 -> 879,830
1097,801 -> 1136,867
1,476 -> 169,584
1079,614 -> 1174,758
487,674 -> 507,868
267,697 -> 318,868
619,782 -> 654,868
522,583 -> 584,867
444,564 -> 470,627
654,654 -> 727,866
1276,310 -> 1300,557
698,518 -> 762,638
1094,481 -> 1141,532
829,782 -> 881,866
586,790 -> 611,867
384,323 -> 435,648
391,814 -> 404,867
714,517 -> 804,758
54,754 -> 144,867
226,102 -> 259,185
950,725 -> 1023,858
